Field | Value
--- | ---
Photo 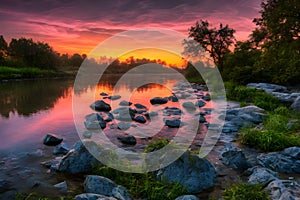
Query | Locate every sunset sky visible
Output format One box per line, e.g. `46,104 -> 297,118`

0,0 -> 262,56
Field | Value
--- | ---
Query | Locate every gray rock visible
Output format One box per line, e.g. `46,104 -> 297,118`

287,120 -> 300,130
133,115 -> 146,123
100,92 -> 109,96
150,97 -> 168,105
175,195 -> 199,200
84,176 -> 131,200
199,116 -> 206,123
117,122 -> 131,130
43,133 -> 63,146
75,193 -> 117,200
202,94 -> 211,101
108,95 -> 121,100
281,146 -> 300,159
100,112 -> 114,122
54,181 -> 68,192
165,119 -> 181,128
195,100 -> 206,107
90,100 -> 111,112
247,83 -> 288,93
220,145 -> 251,170
57,141 -> 101,174
237,105 -> 265,114
53,143 -> 70,155
134,103 -> 147,110
182,102 -> 196,111
117,134 -> 136,145
112,185 -> 132,200
84,176 -> 117,196
119,100 -> 132,106
115,108 -> 136,121
164,107 -> 182,116
265,180 -> 300,200
291,96 -> 300,112
257,148 -> 300,173
157,152 -> 216,193
149,111 -> 158,117
247,167 -> 278,186
84,120 -> 106,130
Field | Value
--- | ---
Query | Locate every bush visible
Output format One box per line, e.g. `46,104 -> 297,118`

144,138 -> 170,153
225,82 -> 282,111
240,113 -> 300,151
223,183 -> 270,200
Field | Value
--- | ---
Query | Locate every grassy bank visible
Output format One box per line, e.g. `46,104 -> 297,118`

0,66 -> 69,80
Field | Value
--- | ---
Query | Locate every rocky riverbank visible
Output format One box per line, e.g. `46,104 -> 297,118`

1,81 -> 299,200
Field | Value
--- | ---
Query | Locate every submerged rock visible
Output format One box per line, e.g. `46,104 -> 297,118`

117,122 -> 131,130
182,102 -> 196,111
150,97 -> 168,105
157,152 -> 216,193
134,103 -> 147,110
90,100 -> 111,112
119,100 -> 132,106
117,134 -> 136,145
108,95 -> 121,100
133,115 -> 146,123
165,119 -> 181,128
43,134 -> 63,146
195,100 -> 206,107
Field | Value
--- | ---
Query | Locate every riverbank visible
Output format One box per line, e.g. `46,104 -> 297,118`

0,66 -> 75,81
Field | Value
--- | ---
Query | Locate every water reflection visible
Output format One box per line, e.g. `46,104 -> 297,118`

0,75 -> 181,151
0,79 -> 73,118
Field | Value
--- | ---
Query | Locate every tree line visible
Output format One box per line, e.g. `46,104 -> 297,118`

187,0 -> 299,85
0,36 -> 85,69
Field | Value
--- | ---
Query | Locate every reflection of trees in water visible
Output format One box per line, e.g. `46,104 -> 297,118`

0,79 -> 73,118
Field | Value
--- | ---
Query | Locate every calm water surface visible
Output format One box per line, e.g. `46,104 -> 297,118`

0,75 -> 181,153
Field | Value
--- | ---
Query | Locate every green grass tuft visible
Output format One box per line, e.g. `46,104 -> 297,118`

223,183 -> 270,200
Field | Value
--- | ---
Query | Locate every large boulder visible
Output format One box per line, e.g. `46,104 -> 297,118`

291,96 -> 300,112
265,180 -> 300,200
90,100 -> 111,112
43,133 -> 63,146
220,144 -> 252,170
257,147 -> 300,174
247,167 -> 278,186
56,141 -> 101,174
157,152 -> 216,193
84,175 -> 131,200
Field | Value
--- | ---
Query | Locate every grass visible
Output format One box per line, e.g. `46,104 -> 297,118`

92,165 -> 187,200
240,107 -> 300,151
144,138 -> 170,153
223,183 -> 270,200
0,66 -> 66,80
15,192 -> 74,200
225,82 -> 283,111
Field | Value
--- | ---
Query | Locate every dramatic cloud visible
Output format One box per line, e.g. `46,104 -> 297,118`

0,0 -> 262,54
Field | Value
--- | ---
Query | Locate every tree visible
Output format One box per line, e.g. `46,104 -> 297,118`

69,53 -> 83,68
188,20 -> 235,72
8,38 -> 59,69
0,35 -> 7,63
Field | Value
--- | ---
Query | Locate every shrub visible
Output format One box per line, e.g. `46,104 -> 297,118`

144,138 -> 170,153
223,183 -> 270,200
225,82 -> 282,111
240,113 -> 300,151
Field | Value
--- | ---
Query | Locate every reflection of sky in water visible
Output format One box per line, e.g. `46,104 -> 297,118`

0,75 -> 191,152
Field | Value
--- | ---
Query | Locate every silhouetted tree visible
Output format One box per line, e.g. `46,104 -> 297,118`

188,20 -> 235,72
0,35 -> 7,63
70,53 -> 83,68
